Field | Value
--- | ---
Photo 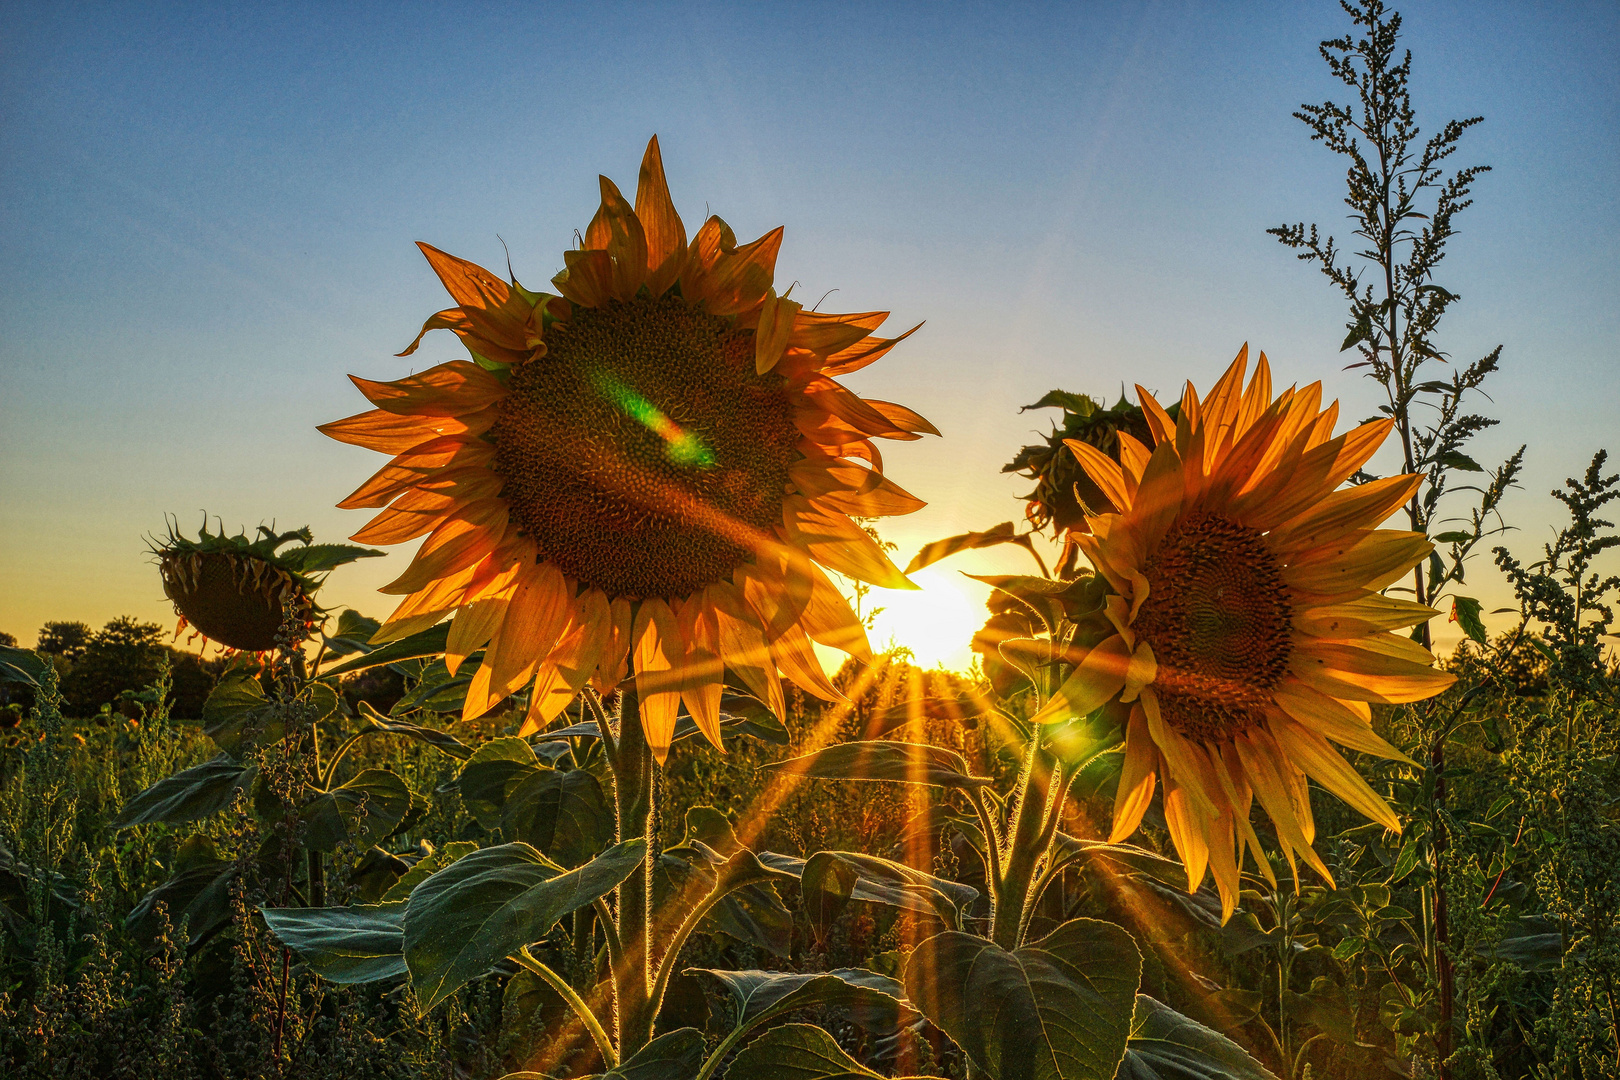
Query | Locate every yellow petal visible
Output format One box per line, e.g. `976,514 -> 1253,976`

1109,705 -> 1158,842
379,499 -> 508,595
791,459 -> 926,517
522,589 -> 612,734
1127,441 -> 1185,553
372,609 -> 448,646
445,594 -> 509,676
1103,594 -> 1135,650
754,289 -> 802,375
319,407 -> 494,455
591,595 -> 635,694
801,561 -> 873,663
337,435 -> 495,510
1282,530 -> 1433,598
1212,742 -> 1275,888
782,496 -> 915,589
1271,679 -> 1415,763
1064,439 -> 1131,515
584,174 -> 649,301
1232,730 -> 1333,887
1136,386 -> 1176,447
1291,636 -> 1456,703
1163,771 -> 1210,893
1116,431 -> 1151,488
1207,811 -> 1241,923
675,596 -> 726,750
1271,717 -> 1402,833
1268,472 -> 1423,553
1139,690 -> 1216,816
770,621 -> 844,702
710,582 -> 786,719
350,360 -> 507,418
1120,640 -> 1157,704
632,598 -> 683,764
1293,592 -> 1441,638
1029,634 -> 1131,725
473,562 -> 569,718
634,135 -> 688,296
1233,353 -> 1273,444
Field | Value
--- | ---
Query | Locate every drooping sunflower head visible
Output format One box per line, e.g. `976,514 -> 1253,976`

322,137 -> 935,761
1031,347 -> 1455,920
152,520 -> 379,653
1003,390 -> 1164,536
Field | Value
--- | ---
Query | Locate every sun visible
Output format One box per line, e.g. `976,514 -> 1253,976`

867,568 -> 984,671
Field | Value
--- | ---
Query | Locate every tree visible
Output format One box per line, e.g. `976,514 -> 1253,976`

59,617 -> 167,716
36,621 -> 92,661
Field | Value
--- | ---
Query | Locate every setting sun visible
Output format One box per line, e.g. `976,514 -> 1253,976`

866,568 -> 986,671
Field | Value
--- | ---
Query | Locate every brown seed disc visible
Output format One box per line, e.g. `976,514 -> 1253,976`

1132,513 -> 1293,742
160,551 -> 311,652
493,294 -> 799,599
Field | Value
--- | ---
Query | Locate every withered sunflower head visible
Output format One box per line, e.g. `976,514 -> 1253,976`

151,519 -> 382,653
1004,390 -> 1168,535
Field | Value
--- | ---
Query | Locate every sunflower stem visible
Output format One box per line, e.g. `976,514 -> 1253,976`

991,734 -> 1057,950
613,687 -> 656,1056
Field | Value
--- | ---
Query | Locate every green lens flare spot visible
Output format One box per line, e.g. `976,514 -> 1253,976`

590,369 -> 716,470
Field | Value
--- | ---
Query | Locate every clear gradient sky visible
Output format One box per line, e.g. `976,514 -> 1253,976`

2,1 -> 1615,669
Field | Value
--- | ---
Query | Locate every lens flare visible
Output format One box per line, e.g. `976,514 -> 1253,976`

589,369 -> 716,469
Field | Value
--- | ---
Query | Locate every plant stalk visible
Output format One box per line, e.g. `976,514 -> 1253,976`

613,688 -> 656,1056
516,946 -> 618,1069
991,735 -> 1056,950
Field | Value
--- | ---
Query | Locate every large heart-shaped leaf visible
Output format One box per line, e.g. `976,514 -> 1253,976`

456,737 -> 541,828
502,766 -> 612,867
685,967 -> 915,1036
658,844 -> 796,958
321,609 -> 382,658
1117,996 -> 1277,1080
259,903 -> 407,984
381,840 -> 478,903
403,839 -> 645,1011
726,1023 -> 883,1078
112,754 -> 256,829
356,701 -> 473,759
1045,835 -> 1188,888
764,741 -> 989,788
321,622 -> 450,677
583,1027 -> 707,1080
905,918 -> 1142,1080
301,768 -> 414,852
801,850 -> 979,929
0,645 -> 51,688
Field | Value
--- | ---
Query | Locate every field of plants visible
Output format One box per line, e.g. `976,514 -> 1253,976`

2,4 -> 1616,1079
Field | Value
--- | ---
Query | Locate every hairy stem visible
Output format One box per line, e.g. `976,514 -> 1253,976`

613,689 -> 655,1056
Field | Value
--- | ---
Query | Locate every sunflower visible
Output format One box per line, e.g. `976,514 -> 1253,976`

321,137 -> 933,762
153,521 -> 371,653
1031,347 -> 1453,919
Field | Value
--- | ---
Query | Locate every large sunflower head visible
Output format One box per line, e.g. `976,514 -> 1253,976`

322,137 -> 935,762
1031,347 -> 1454,919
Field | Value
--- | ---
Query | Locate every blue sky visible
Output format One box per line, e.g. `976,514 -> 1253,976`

2,1 -> 1615,665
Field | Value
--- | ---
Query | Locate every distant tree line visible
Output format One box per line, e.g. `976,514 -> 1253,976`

1,617 -> 224,718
